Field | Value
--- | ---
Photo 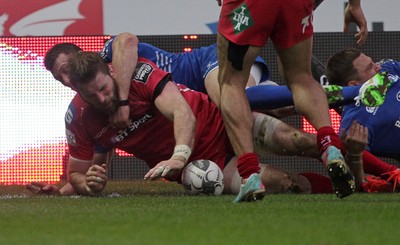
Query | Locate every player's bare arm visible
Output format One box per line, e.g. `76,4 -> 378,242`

109,32 -> 139,129
144,82 -> 196,180
27,151 -> 113,196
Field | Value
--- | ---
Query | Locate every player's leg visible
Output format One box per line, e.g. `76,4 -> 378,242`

252,112 -> 319,159
204,69 -> 221,107
217,34 -> 265,202
223,157 -> 314,194
204,63 -> 259,111
275,38 -> 355,198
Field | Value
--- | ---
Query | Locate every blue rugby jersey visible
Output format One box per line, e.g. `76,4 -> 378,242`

340,59 -> 400,158
100,37 -> 270,94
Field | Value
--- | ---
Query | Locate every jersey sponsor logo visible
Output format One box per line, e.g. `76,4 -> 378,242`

365,106 -> 378,114
301,13 -> 313,34
395,119 -> 400,129
388,73 -> 399,83
377,59 -> 394,66
66,129 -> 77,146
230,3 -> 254,34
65,108 -> 74,125
134,62 -> 154,83
95,127 -> 109,139
0,0 -> 103,36
111,114 -> 153,143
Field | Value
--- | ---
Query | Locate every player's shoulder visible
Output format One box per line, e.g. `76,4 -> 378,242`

65,94 -> 88,126
377,59 -> 400,71
131,58 -> 166,84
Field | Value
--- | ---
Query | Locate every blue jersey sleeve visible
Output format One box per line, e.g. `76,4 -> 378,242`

99,36 -> 115,63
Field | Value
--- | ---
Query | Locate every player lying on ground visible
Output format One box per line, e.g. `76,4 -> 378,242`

27,37 -> 399,196
325,48 -> 400,190
64,52 -> 372,200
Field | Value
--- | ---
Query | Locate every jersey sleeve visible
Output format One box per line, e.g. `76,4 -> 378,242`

99,36 -> 116,63
131,58 -> 172,101
64,97 -> 95,161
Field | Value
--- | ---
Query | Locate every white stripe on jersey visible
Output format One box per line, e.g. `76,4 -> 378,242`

155,51 -> 172,73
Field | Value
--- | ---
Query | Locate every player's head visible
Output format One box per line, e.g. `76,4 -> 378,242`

44,43 -> 82,88
326,48 -> 381,86
68,51 -> 120,115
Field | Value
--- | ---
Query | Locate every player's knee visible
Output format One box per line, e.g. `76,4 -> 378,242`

253,113 -> 281,156
227,41 -> 249,71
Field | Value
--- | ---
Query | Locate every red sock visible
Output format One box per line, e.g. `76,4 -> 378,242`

362,150 -> 397,176
299,172 -> 333,194
316,126 -> 345,155
237,152 -> 261,179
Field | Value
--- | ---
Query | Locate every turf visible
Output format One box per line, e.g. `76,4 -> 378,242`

0,181 -> 398,245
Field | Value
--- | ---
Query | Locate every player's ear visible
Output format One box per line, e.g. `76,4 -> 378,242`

108,64 -> 116,78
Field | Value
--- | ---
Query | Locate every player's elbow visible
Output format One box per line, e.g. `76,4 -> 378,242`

115,32 -> 139,50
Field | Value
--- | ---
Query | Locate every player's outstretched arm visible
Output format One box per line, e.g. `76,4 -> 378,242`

144,82 -> 196,180
25,182 -> 66,196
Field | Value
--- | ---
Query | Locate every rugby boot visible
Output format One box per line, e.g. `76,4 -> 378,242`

233,173 -> 266,203
322,146 -> 356,198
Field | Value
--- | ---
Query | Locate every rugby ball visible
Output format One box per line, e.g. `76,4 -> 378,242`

181,159 -> 224,196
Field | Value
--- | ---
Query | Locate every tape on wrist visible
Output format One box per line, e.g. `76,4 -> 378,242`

172,144 -> 191,163
85,185 -> 97,196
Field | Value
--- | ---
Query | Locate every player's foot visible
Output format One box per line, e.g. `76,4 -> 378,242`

322,146 -> 355,198
357,71 -> 392,107
233,173 -> 265,203
323,85 -> 344,104
361,175 -> 392,193
381,168 -> 400,192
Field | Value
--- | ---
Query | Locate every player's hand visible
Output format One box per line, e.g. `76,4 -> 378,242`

109,105 -> 131,129
85,164 -> 108,193
340,121 -> 368,155
344,2 -> 368,45
26,182 -> 62,196
144,159 -> 185,180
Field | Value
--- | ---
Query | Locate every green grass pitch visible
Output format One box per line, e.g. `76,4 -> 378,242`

0,180 -> 398,245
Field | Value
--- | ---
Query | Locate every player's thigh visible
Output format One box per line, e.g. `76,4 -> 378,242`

274,37 -> 313,86
217,34 -> 261,85
204,69 -> 221,107
204,66 -> 258,107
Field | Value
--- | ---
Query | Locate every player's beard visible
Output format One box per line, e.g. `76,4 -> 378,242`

95,79 -> 120,116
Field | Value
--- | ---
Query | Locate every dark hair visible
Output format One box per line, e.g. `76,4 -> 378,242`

44,43 -> 82,71
68,51 -> 109,89
325,48 -> 362,86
